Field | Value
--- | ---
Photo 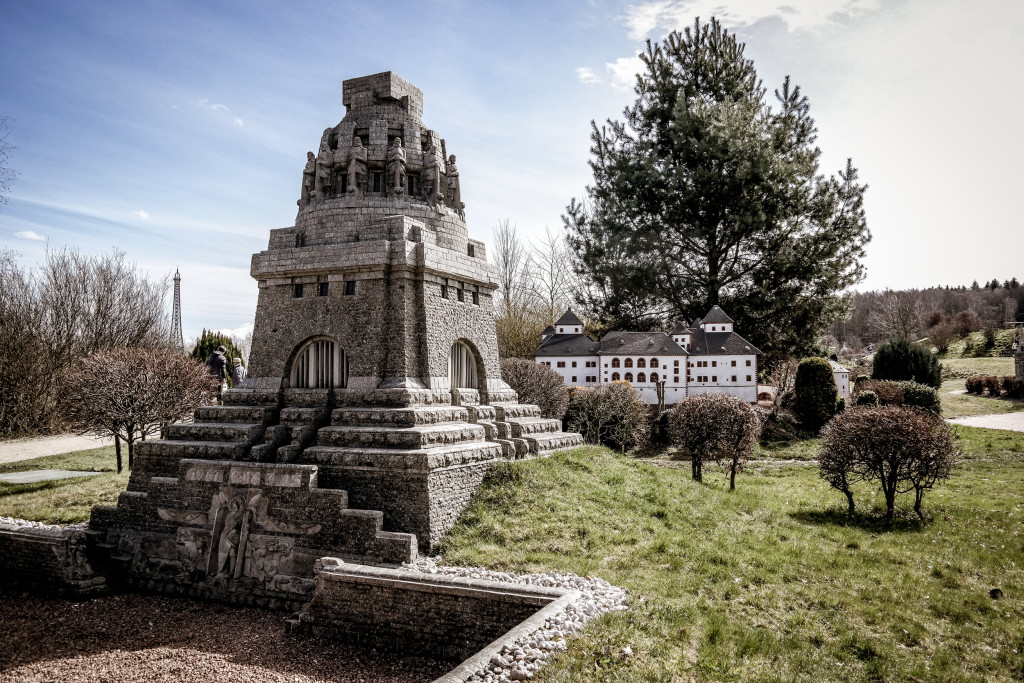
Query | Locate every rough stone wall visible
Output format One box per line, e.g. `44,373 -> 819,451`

0,522 -> 106,597
300,559 -> 564,661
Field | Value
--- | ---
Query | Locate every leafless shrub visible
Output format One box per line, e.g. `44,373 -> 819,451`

500,358 -> 570,420
61,348 -> 216,471
669,393 -> 761,488
0,248 -> 169,437
566,381 -> 649,452
768,359 -> 799,410
819,406 -> 960,520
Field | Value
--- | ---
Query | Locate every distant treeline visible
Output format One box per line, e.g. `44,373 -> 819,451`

826,279 -> 1023,352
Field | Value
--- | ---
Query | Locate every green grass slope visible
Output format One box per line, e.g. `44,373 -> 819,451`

438,434 -> 1024,681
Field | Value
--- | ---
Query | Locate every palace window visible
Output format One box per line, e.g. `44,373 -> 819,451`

624,372 -> 633,382
557,361 -> 566,368
572,361 -> 577,367
650,358 -> 659,368
637,358 -> 646,368
637,372 -> 646,383
624,358 -> 633,368
611,372 -> 620,381
611,358 -> 620,368
650,372 -> 659,382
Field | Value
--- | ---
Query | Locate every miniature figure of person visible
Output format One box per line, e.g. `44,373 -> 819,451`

206,345 -> 229,403
387,137 -> 406,195
231,358 -> 246,385
446,154 -> 462,209
346,136 -> 367,194
313,138 -> 334,199
299,151 -> 315,206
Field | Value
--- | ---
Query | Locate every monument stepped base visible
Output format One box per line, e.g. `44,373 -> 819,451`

87,386 -> 581,606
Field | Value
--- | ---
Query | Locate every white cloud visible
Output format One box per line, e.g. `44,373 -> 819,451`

606,56 -> 645,93
133,209 -> 150,221
576,67 -> 601,85
199,98 -> 230,111
234,117 -> 245,127
623,0 -> 880,38
14,230 -> 46,241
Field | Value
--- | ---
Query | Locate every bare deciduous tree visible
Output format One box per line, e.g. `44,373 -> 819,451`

500,357 -> 570,420
819,406 -> 960,520
868,290 -> 921,341
669,393 -> 760,488
62,348 -> 216,471
0,248 -> 170,436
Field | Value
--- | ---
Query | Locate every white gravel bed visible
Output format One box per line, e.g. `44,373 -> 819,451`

0,515 -> 87,530
404,557 -> 629,682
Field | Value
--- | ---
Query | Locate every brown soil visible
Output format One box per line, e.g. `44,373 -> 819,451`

0,592 -> 450,682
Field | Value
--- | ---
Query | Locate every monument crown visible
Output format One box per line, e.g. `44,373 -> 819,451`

342,71 -> 424,118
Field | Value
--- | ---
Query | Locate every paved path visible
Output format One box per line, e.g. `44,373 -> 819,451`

949,413 -> 1024,432
0,434 -> 114,466
0,469 -> 104,484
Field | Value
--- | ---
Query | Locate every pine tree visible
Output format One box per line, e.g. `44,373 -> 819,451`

563,18 -> 870,361
190,329 -> 246,382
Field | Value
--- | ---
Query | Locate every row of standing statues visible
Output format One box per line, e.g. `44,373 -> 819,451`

299,135 -> 463,213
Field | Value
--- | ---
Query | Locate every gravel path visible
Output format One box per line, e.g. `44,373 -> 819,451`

0,434 -> 113,466
949,412 -> 1024,432
0,593 -> 449,683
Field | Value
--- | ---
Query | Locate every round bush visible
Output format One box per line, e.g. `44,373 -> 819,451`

794,357 -> 839,432
500,358 -> 570,420
855,390 -> 878,407
872,338 -> 942,388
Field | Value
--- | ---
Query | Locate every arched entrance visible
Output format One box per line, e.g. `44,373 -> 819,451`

448,340 -> 478,390
290,337 -> 347,388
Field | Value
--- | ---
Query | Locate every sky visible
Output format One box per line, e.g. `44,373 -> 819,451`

1,0 -> 1022,341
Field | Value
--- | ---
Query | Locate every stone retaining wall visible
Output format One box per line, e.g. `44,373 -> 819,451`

298,558 -> 572,663
0,521 -> 107,597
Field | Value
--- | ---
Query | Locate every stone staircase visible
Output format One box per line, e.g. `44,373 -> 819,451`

89,387 -> 582,606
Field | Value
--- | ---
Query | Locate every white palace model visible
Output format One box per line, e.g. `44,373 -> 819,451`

533,305 -> 762,404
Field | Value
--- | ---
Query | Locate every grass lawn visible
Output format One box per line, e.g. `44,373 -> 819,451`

437,430 -> 1024,682
941,356 -> 1014,379
0,446 -> 128,523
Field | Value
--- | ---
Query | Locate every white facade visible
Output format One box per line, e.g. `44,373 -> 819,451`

535,307 -> 761,405
830,360 -> 850,402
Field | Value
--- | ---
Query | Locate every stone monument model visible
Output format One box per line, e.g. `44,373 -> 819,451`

87,72 -> 581,609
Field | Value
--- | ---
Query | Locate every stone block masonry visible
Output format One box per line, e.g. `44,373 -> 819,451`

82,71 -> 581,612
298,559 -> 575,663
0,519 -> 107,597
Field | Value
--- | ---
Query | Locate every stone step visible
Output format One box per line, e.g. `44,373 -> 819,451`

330,406 -> 469,427
281,407 -> 330,424
316,423 -> 486,450
526,432 -> 584,455
194,405 -> 277,424
494,404 -> 541,420
509,418 -> 563,438
302,440 -> 502,471
137,439 -> 250,461
223,390 -> 280,406
165,422 -> 263,443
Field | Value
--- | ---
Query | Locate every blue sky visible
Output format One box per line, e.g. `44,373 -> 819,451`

2,0 -> 1022,340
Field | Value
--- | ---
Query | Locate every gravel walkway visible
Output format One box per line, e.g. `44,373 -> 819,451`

949,412 -> 1024,432
0,592 -> 449,683
0,434 -> 113,466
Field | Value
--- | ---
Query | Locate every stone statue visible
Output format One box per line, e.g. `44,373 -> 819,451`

422,143 -> 442,206
215,498 -> 244,577
387,137 -> 406,195
346,136 -> 367,195
446,154 -> 463,213
299,151 -> 315,207
313,138 -> 334,200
